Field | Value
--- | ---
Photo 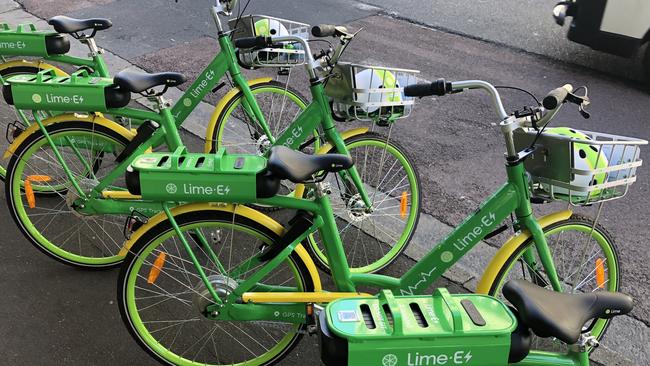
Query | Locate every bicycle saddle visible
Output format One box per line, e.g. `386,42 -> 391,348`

266,146 -> 353,183
48,16 -> 112,34
503,280 -> 633,344
113,70 -> 187,93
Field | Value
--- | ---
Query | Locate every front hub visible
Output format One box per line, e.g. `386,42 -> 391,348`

256,135 -> 271,154
346,193 -> 372,222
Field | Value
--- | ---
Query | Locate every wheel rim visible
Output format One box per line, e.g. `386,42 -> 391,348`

308,137 -> 420,273
123,219 -> 306,366
215,85 -> 308,155
491,222 -> 618,351
10,128 -> 127,266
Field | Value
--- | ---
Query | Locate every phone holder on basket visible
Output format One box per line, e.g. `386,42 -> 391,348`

324,62 -> 419,124
228,15 -> 310,68
514,128 -> 647,206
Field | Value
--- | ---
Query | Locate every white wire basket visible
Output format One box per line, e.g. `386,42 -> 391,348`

228,15 -> 309,68
325,62 -> 420,123
513,128 -> 647,206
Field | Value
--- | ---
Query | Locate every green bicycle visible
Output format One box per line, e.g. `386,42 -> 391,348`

115,78 -> 644,364
319,282 -> 633,366
1,3 -> 421,272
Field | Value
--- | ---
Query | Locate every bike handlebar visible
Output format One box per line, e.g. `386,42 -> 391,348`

542,84 -> 574,110
404,79 -> 452,97
233,36 -> 272,49
404,79 -> 580,125
311,24 -> 348,38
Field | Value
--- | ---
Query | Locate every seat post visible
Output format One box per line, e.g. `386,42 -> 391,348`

79,37 -> 110,77
80,37 -> 101,56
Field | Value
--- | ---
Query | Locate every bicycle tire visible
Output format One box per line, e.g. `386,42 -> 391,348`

118,208 -> 316,366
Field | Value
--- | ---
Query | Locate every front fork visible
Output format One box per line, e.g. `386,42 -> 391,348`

519,215 -> 563,292
231,73 -> 276,144
322,127 -> 374,209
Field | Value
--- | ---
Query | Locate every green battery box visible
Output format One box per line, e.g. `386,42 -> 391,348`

320,289 -> 521,366
0,22 -> 69,57
126,147 -> 279,202
2,69 -> 130,112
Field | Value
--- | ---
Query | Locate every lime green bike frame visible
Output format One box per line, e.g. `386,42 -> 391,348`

0,28 -> 279,148
24,28 -> 380,222
139,132 -> 585,366
124,76 -> 605,364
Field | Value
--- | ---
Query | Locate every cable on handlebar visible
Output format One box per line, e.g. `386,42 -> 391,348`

494,86 -> 541,106
229,0 -> 252,40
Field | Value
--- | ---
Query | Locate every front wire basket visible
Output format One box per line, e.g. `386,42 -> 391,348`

325,62 -> 420,123
514,128 -> 647,206
228,15 -> 309,68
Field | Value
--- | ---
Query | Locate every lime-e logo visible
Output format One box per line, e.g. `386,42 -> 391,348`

189,69 -> 216,98
165,183 -> 178,194
452,212 -> 495,252
0,41 -> 26,49
282,126 -> 304,147
440,251 -> 453,263
32,94 -> 42,103
183,183 -> 231,196
44,93 -> 85,104
406,350 -> 472,365
183,98 -> 192,107
382,354 -> 398,366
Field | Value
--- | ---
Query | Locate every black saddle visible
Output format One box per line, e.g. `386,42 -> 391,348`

113,70 -> 187,94
267,146 -> 353,183
503,280 -> 633,344
48,16 -> 112,34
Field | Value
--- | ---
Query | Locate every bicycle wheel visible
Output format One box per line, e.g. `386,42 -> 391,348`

5,120 -> 131,268
208,80 -> 309,155
306,132 -> 421,274
0,63 -> 66,180
118,208 -> 315,366
484,214 -> 619,352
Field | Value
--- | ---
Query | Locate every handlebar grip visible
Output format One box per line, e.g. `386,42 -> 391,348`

312,25 -> 336,37
542,84 -> 574,110
311,24 -> 348,37
404,79 -> 451,97
234,36 -> 271,49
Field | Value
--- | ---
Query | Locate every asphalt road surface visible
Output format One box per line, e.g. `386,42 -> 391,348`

1,0 -> 649,365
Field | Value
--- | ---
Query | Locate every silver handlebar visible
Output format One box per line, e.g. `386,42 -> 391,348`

450,80 -> 508,120
448,79 -> 564,128
267,35 -> 318,79
444,79 -> 567,158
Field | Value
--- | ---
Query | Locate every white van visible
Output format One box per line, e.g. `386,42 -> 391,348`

553,0 -> 650,82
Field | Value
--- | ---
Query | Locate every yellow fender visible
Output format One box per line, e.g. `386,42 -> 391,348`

0,59 -> 68,77
3,113 -> 135,159
203,77 -> 273,153
476,210 -> 573,294
119,202 -> 323,291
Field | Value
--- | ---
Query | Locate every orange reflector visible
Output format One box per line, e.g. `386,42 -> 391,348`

595,258 -> 605,289
25,175 -> 52,209
400,191 -> 408,218
148,252 -> 167,284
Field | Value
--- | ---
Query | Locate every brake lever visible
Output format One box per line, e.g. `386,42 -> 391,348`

566,91 -> 591,119
578,103 -> 590,119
